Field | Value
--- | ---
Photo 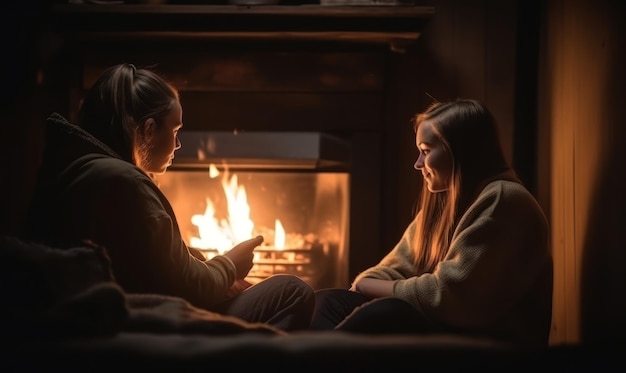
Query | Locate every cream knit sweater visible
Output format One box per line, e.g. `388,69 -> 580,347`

353,179 -> 552,346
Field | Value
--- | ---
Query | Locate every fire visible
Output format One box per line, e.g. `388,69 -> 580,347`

189,198 -> 233,253
208,163 -> 219,178
274,219 -> 285,249
189,165 -> 285,254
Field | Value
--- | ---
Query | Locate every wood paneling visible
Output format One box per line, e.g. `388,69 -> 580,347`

51,4 -> 435,50
82,51 -> 386,92
539,0 -> 626,345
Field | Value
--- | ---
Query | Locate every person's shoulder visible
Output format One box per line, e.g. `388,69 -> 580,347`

483,179 -> 533,199
481,179 -> 547,222
75,154 -> 152,186
77,154 -> 131,173
74,155 -> 164,212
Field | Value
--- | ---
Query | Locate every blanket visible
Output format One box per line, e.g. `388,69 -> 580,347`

0,235 -> 282,350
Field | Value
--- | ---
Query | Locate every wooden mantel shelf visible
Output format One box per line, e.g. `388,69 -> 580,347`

51,4 -> 435,51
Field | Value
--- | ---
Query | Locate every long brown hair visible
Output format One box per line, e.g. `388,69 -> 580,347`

77,63 -> 178,164
412,99 -> 511,273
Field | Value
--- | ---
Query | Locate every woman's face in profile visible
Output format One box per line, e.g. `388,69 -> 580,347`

138,100 -> 183,175
414,120 -> 453,193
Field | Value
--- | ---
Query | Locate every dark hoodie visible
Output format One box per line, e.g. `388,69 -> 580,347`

23,113 -> 236,309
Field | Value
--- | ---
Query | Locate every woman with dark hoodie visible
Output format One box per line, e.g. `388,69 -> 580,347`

24,63 -> 315,331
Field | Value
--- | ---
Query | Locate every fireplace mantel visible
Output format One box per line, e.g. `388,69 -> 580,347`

50,3 -> 434,52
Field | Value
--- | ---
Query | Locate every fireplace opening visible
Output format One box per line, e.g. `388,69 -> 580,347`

154,131 -> 351,290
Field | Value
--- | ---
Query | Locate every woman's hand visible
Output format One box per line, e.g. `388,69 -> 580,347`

351,278 -> 396,298
224,235 -> 264,279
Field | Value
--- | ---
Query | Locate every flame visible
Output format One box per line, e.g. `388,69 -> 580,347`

274,219 -> 285,249
222,173 -> 254,244
190,199 -> 234,253
190,168 -> 293,256
190,171 -> 254,253
209,163 -> 219,178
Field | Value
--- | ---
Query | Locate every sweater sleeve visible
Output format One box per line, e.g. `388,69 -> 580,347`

352,215 -> 421,284
149,212 -> 236,309
392,181 -> 550,329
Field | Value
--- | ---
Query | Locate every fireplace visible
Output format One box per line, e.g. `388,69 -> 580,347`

153,131 -> 351,289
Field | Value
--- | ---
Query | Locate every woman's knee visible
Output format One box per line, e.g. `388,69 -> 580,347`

263,274 -> 315,298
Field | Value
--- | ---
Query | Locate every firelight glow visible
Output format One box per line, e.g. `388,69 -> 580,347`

189,167 -> 286,253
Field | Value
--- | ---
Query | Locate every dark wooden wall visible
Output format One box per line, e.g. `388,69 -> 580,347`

2,1 -> 56,238
538,0 -> 626,345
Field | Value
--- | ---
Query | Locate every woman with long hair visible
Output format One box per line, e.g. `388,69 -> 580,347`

310,99 -> 552,347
